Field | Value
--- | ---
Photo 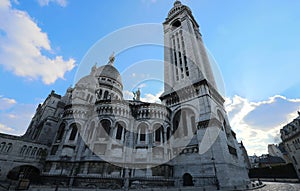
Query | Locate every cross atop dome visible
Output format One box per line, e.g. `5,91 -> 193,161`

108,52 -> 115,65
174,0 -> 182,6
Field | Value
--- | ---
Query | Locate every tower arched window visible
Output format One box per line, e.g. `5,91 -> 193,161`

137,123 -> 148,143
172,20 -> 181,28
96,89 -> 103,99
31,147 -> 37,156
154,124 -> 164,143
166,127 -> 171,141
69,123 -> 80,141
99,119 -> 111,139
6,143 -> 12,152
25,146 -> 32,155
173,118 -> 180,138
0,142 -> 5,152
20,145 -> 27,155
103,91 -> 109,100
116,122 -> 126,141
182,111 -> 188,136
140,128 -> 146,142
37,148 -> 43,157
56,123 -> 65,142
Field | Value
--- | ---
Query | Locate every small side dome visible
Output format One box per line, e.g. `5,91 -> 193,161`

75,74 -> 97,90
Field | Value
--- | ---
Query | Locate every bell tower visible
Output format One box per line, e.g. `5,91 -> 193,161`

161,1 -> 250,189
163,0 -> 216,93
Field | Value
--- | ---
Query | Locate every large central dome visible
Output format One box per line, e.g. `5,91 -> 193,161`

74,54 -> 124,102
95,64 -> 122,84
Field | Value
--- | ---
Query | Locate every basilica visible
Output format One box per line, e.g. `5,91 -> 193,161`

0,1 -> 250,190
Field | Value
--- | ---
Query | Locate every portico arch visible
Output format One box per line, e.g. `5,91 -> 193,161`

7,165 -> 40,183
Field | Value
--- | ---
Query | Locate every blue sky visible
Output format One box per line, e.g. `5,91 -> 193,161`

0,0 -> 300,155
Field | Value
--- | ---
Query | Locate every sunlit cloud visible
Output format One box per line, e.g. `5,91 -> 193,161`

0,0 -> 75,84
0,123 -> 14,134
123,90 -> 134,100
140,90 -> 162,103
137,83 -> 147,89
0,96 -> 16,110
225,95 -> 300,156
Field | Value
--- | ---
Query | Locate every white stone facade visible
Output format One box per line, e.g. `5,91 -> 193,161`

280,112 -> 300,179
0,1 -> 250,190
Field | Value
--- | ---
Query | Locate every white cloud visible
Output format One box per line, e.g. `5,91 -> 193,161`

225,95 -> 300,156
0,0 -> 75,84
0,96 -> 16,110
37,0 -> 67,7
140,91 -> 162,103
123,90 -> 162,103
137,83 -> 147,89
0,96 -> 36,135
123,90 -> 134,100
0,123 -> 14,133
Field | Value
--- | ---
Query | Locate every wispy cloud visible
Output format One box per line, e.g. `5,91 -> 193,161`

0,0 -> 75,84
0,96 -> 16,110
226,95 -> 300,155
123,90 -> 134,100
137,83 -> 147,89
140,91 -> 162,103
0,123 -> 14,133
37,0 -> 68,7
0,96 -> 37,135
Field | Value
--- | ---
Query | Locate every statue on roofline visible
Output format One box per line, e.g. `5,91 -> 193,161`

132,88 -> 141,101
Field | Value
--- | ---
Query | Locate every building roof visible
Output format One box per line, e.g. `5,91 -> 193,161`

258,155 -> 285,164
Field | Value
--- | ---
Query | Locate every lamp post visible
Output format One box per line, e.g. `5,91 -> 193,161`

55,155 -> 70,191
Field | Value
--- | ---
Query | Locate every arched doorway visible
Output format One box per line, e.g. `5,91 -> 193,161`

183,173 -> 194,186
7,165 -> 40,184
